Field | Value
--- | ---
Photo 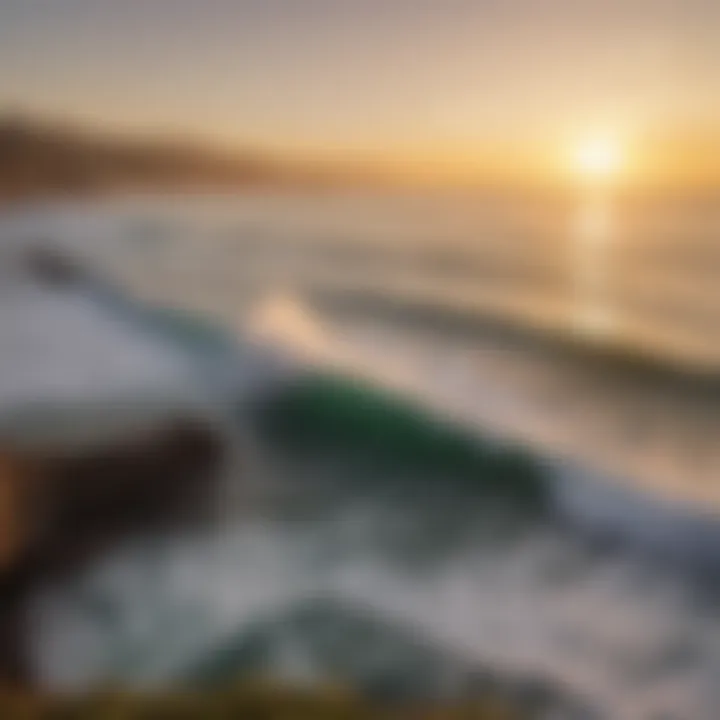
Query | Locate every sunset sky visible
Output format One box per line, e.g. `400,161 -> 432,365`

0,0 -> 718,184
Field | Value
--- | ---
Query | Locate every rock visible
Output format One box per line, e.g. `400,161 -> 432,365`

0,451 -> 38,573
0,416 -> 227,687
0,450 -> 43,686
24,417 -> 224,577
20,243 -> 89,289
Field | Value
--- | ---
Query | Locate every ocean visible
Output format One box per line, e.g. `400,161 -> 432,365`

1,188 -> 719,719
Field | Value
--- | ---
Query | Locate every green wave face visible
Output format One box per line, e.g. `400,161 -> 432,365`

258,373 -> 550,513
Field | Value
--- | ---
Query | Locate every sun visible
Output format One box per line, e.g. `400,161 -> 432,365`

573,136 -> 623,179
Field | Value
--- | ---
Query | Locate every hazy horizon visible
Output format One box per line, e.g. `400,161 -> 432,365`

1,0 -> 719,186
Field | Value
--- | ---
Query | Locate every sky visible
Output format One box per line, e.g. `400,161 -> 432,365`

0,0 -> 718,183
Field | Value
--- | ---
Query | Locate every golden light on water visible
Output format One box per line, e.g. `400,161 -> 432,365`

569,133 -> 620,339
573,136 -> 624,180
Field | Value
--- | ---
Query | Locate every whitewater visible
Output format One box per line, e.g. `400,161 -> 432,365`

0,189 -> 718,719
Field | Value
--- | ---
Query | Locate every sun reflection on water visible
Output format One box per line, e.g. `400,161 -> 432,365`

571,192 -> 615,338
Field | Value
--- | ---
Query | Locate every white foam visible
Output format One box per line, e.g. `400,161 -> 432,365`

0,250 -> 218,449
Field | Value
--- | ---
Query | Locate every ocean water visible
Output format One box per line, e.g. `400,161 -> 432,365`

1,188 -> 719,718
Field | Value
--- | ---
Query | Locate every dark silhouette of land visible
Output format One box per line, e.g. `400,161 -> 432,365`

0,115 -> 308,200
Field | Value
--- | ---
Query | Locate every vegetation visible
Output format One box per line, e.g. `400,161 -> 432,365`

0,681 -> 521,719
